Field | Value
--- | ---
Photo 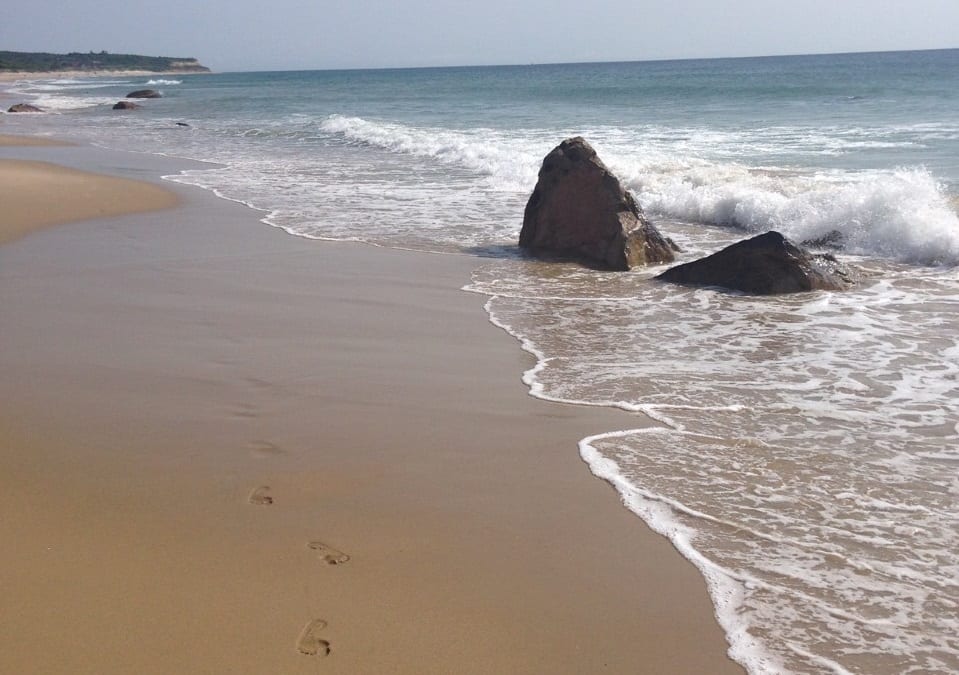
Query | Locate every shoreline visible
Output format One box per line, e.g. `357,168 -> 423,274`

0,140 -> 743,673
0,69 -> 209,82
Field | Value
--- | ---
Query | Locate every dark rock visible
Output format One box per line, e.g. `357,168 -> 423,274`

7,103 -> 43,113
112,101 -> 141,110
519,137 -> 678,270
656,231 -> 854,294
126,89 -> 161,99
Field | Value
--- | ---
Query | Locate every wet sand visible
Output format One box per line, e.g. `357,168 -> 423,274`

0,133 -> 71,146
0,143 -> 743,674
0,148 -> 176,244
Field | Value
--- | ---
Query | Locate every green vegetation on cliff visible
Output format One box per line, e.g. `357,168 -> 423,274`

0,50 -> 210,73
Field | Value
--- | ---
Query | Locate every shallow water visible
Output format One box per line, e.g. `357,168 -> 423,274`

466,232 -> 959,673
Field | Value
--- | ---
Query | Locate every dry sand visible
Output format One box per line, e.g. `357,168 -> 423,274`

0,145 -> 744,674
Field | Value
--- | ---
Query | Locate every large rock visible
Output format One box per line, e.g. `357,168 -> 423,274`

519,137 -> 677,270
7,103 -> 43,113
126,89 -> 161,99
112,101 -> 141,110
656,231 -> 854,294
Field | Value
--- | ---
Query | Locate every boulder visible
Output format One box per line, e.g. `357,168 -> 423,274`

126,89 -> 161,99
656,231 -> 853,294
7,103 -> 43,113
112,101 -> 141,110
519,137 -> 677,270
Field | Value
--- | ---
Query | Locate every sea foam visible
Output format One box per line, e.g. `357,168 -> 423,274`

618,161 -> 959,265
319,114 -> 542,191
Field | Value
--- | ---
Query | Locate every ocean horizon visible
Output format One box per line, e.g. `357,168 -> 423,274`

214,45 -> 959,74
4,47 -> 958,673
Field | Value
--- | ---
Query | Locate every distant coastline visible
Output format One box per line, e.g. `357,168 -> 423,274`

0,69 -> 209,83
0,50 -> 210,80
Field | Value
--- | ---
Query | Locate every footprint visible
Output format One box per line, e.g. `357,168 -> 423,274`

230,402 -> 259,420
296,619 -> 330,656
308,541 -> 350,565
248,486 -> 274,505
250,440 -> 286,459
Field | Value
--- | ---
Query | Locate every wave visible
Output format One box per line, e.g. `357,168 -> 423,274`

319,114 -> 543,191
146,79 -> 182,85
18,94 -> 119,112
618,162 -> 959,266
319,114 -> 959,265
1,79 -> 130,112
19,81 -> 131,91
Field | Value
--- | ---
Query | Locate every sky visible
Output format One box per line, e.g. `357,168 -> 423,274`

2,0 -> 958,72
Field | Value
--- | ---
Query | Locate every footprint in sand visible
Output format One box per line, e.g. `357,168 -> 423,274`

248,485 -> 274,505
308,541 -> 350,565
297,619 -> 331,656
250,440 -> 286,459
230,401 -> 259,420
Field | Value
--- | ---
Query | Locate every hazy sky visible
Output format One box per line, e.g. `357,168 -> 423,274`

2,0 -> 957,72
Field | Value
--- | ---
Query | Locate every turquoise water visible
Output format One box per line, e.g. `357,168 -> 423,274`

5,49 -> 959,674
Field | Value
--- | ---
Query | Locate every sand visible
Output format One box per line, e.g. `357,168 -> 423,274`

0,134 -> 71,147
0,143 -> 744,674
0,156 -> 177,245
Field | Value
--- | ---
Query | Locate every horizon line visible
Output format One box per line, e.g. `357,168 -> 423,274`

219,45 -> 959,75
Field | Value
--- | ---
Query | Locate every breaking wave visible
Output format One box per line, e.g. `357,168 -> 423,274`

320,114 -> 959,265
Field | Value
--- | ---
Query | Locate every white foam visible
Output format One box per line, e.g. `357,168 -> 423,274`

319,114 -> 542,191
146,79 -> 181,85
578,430 -> 786,674
23,94 -> 120,111
616,161 -> 959,265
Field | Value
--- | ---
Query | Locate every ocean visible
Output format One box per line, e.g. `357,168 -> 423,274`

4,49 -> 958,674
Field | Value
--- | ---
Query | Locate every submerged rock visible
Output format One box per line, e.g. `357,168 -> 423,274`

519,137 -> 678,270
126,89 -> 161,99
112,101 -> 141,110
656,231 -> 854,294
7,103 -> 43,113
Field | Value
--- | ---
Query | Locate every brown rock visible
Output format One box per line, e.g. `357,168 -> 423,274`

112,101 -> 141,110
126,89 -> 161,99
519,137 -> 678,270
7,103 -> 43,113
656,231 -> 854,294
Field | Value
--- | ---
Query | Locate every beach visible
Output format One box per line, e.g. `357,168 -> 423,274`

0,136 -> 742,674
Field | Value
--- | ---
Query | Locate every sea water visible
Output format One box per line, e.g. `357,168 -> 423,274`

4,50 -> 958,674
